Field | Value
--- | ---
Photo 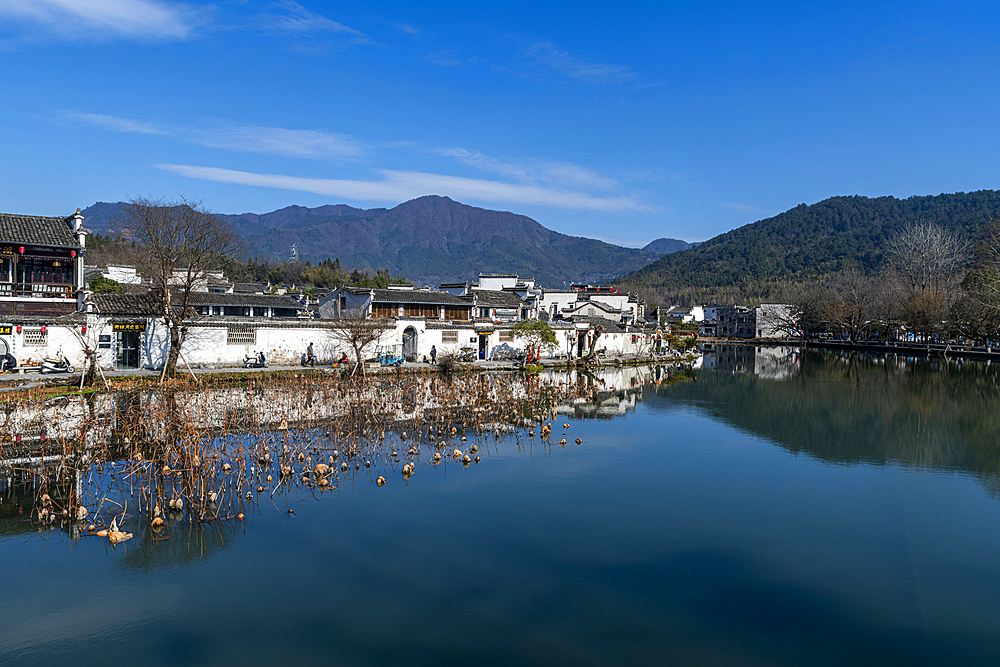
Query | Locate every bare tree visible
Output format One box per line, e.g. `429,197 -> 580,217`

326,308 -> 392,376
113,196 -> 242,378
578,323 -> 605,365
885,221 -> 970,295
825,272 -> 880,341
951,270 -> 1000,344
885,221 -> 970,338
775,282 -> 831,339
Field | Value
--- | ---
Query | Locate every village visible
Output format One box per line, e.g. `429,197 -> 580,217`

0,209 -> 795,376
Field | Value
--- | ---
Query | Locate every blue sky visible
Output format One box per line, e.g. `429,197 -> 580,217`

1,1 -> 998,247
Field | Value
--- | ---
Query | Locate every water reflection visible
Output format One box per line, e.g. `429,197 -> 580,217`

6,350 -> 1000,559
653,348 -> 1000,494
700,344 -> 803,380
2,369 -> 678,558
5,352 -> 1000,665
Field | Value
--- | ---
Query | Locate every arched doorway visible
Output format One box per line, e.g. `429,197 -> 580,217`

402,327 -> 417,361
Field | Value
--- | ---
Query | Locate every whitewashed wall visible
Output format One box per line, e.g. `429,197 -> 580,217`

13,317 -> 657,371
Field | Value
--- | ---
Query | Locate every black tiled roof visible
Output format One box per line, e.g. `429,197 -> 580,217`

565,300 -> 620,314
347,287 -> 472,306
425,321 -> 477,330
571,315 -> 625,333
233,282 -> 269,294
0,213 -> 78,247
90,292 -> 160,316
173,291 -> 304,309
471,289 -> 528,308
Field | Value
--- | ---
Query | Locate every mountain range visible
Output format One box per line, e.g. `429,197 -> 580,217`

82,190 -> 1000,301
81,196 -> 691,287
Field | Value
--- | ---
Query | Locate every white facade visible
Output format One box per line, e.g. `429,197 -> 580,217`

663,305 -> 705,323
0,314 -> 666,372
755,304 -> 796,338
478,274 -> 520,291
562,300 -> 622,323
103,265 -> 142,284
536,289 -> 579,318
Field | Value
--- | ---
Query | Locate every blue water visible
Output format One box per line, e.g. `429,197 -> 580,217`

3,352 -> 1000,665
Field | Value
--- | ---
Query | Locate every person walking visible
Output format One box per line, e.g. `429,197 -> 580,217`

306,342 -> 315,367
430,345 -> 437,364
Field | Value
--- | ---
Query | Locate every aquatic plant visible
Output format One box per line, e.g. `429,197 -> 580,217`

0,363 -> 685,549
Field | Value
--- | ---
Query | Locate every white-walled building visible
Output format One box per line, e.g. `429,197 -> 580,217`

663,305 -> 705,323
103,265 -> 142,285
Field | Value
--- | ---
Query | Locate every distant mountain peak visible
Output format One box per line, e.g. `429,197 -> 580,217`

642,238 -> 694,255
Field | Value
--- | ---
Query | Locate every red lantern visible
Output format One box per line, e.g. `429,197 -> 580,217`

40,326 -> 46,333
71,250 -> 76,257
81,325 -> 87,334
15,325 -> 21,333
17,247 -> 24,254
15,434 -> 21,443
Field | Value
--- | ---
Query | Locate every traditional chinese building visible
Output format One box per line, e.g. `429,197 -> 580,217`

0,210 -> 86,316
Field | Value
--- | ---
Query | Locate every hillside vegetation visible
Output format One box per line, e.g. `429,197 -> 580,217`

619,191 -> 1000,303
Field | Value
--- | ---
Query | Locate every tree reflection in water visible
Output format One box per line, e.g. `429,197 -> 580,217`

663,346 -> 1000,496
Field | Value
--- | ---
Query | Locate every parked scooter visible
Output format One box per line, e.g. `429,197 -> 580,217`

40,351 -> 75,374
243,351 -> 268,368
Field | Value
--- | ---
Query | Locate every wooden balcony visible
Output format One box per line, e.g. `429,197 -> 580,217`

0,282 -> 74,298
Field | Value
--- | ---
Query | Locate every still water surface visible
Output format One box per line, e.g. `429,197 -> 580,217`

4,347 -> 1000,665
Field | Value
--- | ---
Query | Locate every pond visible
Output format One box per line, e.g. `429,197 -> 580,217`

3,348 -> 1000,666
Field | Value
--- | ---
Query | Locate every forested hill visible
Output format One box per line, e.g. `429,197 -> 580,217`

620,190 -> 1000,300
81,196 -> 691,287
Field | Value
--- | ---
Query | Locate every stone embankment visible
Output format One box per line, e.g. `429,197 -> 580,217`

0,351 -> 700,392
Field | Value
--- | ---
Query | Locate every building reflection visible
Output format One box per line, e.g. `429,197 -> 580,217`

700,344 -> 801,380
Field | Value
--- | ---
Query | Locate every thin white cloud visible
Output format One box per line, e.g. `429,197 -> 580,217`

62,111 -> 367,159
188,124 -> 366,158
440,148 -> 618,191
263,0 -> 367,40
59,111 -> 166,135
65,111 -> 654,211
424,50 -> 472,68
0,0 -> 209,40
523,41 -> 635,85
155,164 -> 657,213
